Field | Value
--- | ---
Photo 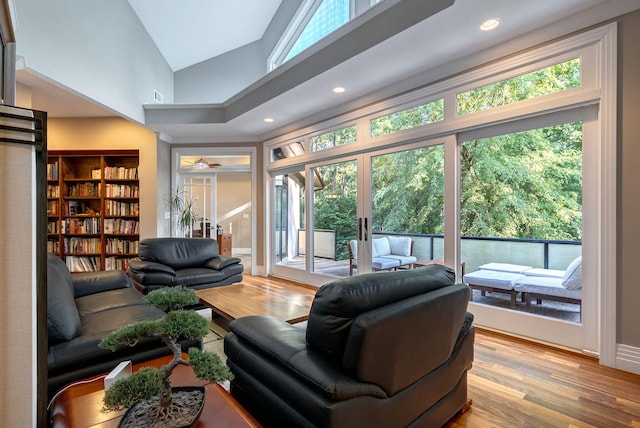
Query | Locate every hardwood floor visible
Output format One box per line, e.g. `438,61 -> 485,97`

232,275 -> 640,427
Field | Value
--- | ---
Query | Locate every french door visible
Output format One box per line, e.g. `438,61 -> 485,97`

271,137 -> 449,285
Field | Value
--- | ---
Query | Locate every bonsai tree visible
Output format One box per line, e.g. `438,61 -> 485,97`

99,287 -> 233,421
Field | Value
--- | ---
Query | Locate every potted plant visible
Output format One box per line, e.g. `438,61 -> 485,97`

166,187 -> 197,237
99,287 -> 233,428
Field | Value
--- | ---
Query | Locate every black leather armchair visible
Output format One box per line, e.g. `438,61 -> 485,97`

47,254 -> 201,399
127,237 -> 243,294
224,265 -> 475,428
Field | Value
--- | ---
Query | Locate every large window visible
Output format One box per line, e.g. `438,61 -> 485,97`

267,25 -> 615,356
460,123 -> 583,322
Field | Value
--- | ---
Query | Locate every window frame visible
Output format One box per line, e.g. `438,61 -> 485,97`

265,23 -> 616,364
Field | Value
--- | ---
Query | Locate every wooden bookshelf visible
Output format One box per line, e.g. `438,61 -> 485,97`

47,150 -> 139,272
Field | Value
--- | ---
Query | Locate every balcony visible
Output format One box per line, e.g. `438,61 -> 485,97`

281,231 -> 581,322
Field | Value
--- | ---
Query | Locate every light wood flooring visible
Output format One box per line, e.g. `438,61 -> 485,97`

211,275 -> 640,427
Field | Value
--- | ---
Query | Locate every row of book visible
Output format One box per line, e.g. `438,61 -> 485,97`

106,238 -> 139,254
62,217 -> 101,234
105,183 -> 140,198
105,257 -> 134,271
105,201 -> 139,216
47,240 -> 60,253
47,201 -> 59,216
68,182 -> 101,197
48,220 -> 59,234
104,166 -> 138,180
104,218 -> 139,234
64,237 -> 101,254
65,256 -> 100,272
47,184 -> 60,198
47,161 -> 59,180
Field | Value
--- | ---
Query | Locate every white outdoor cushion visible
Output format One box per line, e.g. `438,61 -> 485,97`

478,263 -> 532,273
349,240 -> 358,259
562,256 -> 582,290
372,257 -> 400,270
381,254 -> 417,266
463,270 -> 525,290
372,238 -> 391,257
514,276 -> 582,299
388,236 -> 411,257
523,268 -> 565,279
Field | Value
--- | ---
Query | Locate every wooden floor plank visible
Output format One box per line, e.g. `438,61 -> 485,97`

229,275 -> 640,427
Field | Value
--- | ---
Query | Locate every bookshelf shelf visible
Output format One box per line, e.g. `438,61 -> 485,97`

48,150 -> 140,272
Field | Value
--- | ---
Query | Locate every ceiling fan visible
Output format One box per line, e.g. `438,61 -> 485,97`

187,158 -> 222,169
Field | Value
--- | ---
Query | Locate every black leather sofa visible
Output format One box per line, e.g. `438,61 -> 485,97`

127,238 -> 243,294
224,265 -> 475,428
47,254 -> 201,399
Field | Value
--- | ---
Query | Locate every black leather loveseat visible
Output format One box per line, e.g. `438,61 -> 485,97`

47,254 -> 201,399
127,238 -> 243,294
224,265 -> 475,428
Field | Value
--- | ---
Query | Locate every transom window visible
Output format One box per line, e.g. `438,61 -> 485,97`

457,58 -> 581,116
270,0 -> 384,70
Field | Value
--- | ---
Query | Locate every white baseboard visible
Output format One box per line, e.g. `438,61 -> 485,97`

253,265 -> 267,277
616,343 -> 640,375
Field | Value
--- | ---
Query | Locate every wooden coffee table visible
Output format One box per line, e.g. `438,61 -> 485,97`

49,354 -> 261,427
196,280 -> 312,327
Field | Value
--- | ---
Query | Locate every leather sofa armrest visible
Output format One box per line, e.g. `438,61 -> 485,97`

227,316 -> 386,400
205,256 -> 241,270
128,259 -> 176,275
72,270 -> 132,298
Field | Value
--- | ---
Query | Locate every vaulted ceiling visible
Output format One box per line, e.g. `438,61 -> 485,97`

15,0 -> 633,142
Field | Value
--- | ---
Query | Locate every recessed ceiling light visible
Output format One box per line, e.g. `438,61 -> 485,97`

333,86 -> 346,94
480,18 -> 501,32
264,117 -> 274,123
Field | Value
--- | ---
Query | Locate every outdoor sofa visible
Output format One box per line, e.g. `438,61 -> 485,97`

462,257 -> 582,310
347,236 -> 417,275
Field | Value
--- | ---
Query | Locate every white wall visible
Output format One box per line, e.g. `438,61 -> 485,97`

13,0 -> 173,124
175,41 -> 264,104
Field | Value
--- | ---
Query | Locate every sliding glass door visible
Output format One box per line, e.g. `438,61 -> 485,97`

271,140 -> 446,284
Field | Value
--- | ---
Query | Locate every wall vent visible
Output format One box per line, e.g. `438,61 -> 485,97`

153,90 -> 164,104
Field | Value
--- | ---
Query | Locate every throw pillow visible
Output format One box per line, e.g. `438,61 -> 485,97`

372,238 -> 391,257
388,236 -> 411,257
562,256 -> 582,290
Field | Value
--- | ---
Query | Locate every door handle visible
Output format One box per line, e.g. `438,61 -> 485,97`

364,218 -> 368,241
358,217 -> 362,241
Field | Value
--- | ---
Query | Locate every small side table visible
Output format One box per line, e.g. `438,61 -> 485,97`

217,233 -> 232,257
49,355 -> 261,427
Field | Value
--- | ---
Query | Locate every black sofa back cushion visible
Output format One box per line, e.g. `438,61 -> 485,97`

47,254 -> 82,344
306,265 -> 455,363
138,238 -> 219,270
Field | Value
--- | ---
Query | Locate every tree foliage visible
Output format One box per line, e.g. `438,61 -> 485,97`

306,58 -> 582,258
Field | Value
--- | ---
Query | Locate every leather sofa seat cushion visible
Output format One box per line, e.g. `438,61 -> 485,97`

47,254 -> 81,344
75,287 -> 146,317
138,237 -> 219,269
48,304 -> 167,374
175,268 -> 229,286
306,265 -> 455,363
